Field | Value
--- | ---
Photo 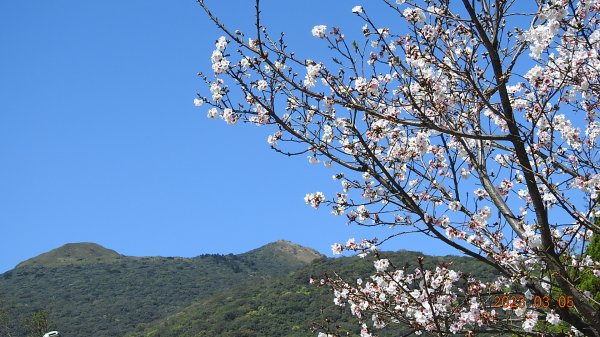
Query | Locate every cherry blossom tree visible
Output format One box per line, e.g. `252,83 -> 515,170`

195,0 -> 600,335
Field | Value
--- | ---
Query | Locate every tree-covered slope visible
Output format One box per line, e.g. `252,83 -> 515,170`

125,251 -> 500,337
1,243 -> 500,337
0,241 -> 322,337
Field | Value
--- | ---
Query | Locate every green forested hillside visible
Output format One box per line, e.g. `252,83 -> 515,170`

0,243 -> 499,337
124,251 -> 500,337
0,241 -> 323,337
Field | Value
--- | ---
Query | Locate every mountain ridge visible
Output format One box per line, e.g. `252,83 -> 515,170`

12,240 -> 324,271
1,240 -> 325,337
1,242 -> 499,337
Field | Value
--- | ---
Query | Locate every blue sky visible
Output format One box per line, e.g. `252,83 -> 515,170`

0,1 -> 457,273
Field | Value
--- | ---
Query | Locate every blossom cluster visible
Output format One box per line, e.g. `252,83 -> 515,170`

314,259 -> 501,335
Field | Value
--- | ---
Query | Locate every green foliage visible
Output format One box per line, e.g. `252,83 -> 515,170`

579,233 -> 600,307
0,296 -> 15,337
24,310 -> 52,337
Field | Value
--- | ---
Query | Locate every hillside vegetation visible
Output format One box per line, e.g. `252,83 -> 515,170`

0,241 -> 322,337
1,243 -> 498,337
125,250 -> 499,337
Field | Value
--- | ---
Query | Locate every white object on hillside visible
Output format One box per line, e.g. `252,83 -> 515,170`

43,331 -> 60,337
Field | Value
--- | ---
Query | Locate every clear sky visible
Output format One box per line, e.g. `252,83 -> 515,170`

0,1 -> 457,273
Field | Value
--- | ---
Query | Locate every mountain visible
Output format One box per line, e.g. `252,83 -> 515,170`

15,242 -> 123,268
0,243 -> 499,337
124,251 -> 500,337
0,241 -> 321,337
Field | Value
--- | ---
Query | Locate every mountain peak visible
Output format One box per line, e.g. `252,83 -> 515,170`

16,242 -> 123,268
243,240 -> 325,266
271,240 -> 325,263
